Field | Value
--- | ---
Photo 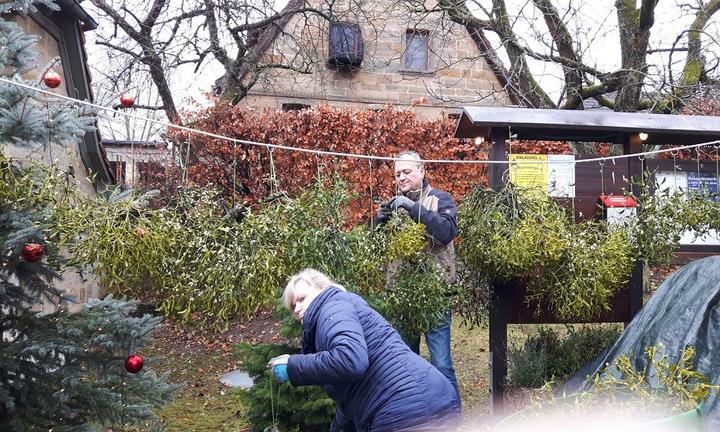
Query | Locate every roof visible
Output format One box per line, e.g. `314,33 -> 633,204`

57,0 -> 98,31
455,106 -> 720,145
236,0 -> 305,83
463,26 -> 532,107
103,140 -> 165,147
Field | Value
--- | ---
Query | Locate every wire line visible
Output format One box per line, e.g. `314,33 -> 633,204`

3,76 -> 720,166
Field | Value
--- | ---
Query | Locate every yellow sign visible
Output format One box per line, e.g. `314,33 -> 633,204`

509,154 -> 548,191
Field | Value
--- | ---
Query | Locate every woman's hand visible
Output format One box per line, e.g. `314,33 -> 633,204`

267,354 -> 291,383
272,364 -> 289,383
267,354 -> 290,368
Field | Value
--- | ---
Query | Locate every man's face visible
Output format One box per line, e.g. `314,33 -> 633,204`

394,159 -> 424,194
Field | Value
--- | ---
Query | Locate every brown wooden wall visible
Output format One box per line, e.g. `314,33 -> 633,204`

504,155 -> 719,324
503,280 -> 632,324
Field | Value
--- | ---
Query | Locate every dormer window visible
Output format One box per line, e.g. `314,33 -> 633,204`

404,29 -> 430,71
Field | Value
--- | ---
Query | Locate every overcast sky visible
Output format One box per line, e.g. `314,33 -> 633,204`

84,0 -> 718,128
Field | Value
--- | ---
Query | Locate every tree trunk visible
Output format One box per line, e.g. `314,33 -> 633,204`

142,44 -> 178,121
533,0 -> 583,109
614,0 -> 657,112
492,0 -> 555,108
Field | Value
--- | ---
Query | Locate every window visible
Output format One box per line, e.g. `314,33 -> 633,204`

404,29 -> 430,71
282,103 -> 311,111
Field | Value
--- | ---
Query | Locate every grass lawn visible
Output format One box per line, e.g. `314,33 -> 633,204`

145,308 -> 283,431
147,316 -> 635,431
148,346 -> 250,432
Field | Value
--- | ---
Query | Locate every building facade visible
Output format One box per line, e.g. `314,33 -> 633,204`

5,0 -> 113,191
237,0 -> 520,117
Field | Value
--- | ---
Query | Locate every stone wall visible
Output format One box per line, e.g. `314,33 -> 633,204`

240,0 -> 510,117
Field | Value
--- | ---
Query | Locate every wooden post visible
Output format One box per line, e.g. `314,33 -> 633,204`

624,133 -> 645,319
488,127 -> 509,416
489,282 -> 509,416
489,128 -> 509,187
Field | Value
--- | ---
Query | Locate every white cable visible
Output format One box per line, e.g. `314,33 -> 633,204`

3,76 -> 720,165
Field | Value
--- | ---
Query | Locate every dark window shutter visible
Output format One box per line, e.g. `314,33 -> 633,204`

328,22 -> 364,68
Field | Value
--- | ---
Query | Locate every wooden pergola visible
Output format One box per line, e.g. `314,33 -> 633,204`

454,106 -> 720,416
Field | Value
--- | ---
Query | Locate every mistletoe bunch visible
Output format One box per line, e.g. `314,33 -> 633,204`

459,184 -> 635,321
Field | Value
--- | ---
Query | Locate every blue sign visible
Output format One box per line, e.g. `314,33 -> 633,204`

687,172 -> 719,201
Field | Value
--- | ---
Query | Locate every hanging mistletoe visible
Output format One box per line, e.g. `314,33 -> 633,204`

459,184 -> 635,321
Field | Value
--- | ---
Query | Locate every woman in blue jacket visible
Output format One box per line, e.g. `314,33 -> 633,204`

268,268 -> 461,432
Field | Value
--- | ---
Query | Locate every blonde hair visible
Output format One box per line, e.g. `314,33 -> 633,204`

282,268 -> 346,311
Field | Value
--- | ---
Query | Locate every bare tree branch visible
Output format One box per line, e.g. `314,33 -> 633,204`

532,0 -> 583,108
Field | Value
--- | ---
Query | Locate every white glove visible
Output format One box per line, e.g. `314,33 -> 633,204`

267,354 -> 290,369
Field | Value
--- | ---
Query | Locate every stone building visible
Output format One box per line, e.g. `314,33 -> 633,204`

6,0 -> 113,189
235,0 -> 525,117
4,1 -> 113,310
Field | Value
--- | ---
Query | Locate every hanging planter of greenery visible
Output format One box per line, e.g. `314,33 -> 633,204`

528,222 -> 635,321
458,184 -> 635,322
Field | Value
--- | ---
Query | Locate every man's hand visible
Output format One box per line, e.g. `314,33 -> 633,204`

389,196 -> 415,211
375,202 -> 392,223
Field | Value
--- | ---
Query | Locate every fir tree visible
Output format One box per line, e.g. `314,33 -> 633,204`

1,1 -> 175,430
0,1 -> 94,147
235,342 -> 335,432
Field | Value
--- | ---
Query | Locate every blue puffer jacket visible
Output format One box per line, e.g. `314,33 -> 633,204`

287,286 -> 461,432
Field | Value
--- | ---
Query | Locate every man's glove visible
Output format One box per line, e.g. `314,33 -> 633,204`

375,202 -> 392,224
389,196 -> 415,211
272,364 -> 289,383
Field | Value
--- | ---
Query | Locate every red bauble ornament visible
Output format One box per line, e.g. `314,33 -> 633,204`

119,94 -> 135,108
124,354 -> 144,373
43,70 -> 62,88
21,243 -> 44,263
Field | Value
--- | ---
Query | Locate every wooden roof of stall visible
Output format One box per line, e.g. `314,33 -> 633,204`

455,106 -> 720,145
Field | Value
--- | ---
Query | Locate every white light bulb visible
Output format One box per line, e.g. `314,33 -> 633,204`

639,132 -> 648,141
